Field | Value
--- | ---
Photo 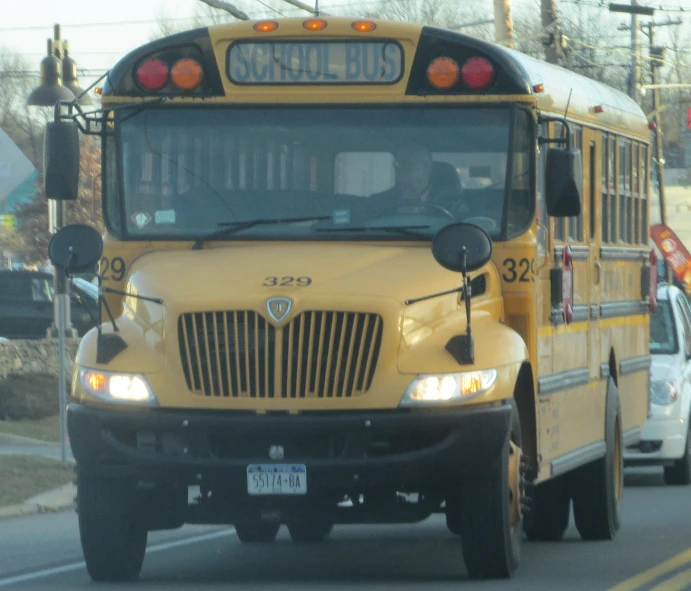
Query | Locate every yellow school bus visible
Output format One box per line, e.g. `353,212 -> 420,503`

45,16 -> 654,582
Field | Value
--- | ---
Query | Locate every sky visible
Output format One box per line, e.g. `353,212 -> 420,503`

2,0 -> 688,90
1,0 -> 496,85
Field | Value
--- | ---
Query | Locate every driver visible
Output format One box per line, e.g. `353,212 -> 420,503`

369,143 -> 466,216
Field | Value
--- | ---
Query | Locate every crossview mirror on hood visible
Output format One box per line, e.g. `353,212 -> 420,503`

431,222 -> 493,273
48,224 -> 103,276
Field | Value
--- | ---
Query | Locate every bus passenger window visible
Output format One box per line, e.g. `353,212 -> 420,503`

334,152 -> 394,196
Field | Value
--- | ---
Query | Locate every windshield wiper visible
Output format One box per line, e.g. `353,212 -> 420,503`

317,225 -> 431,239
192,215 -> 332,249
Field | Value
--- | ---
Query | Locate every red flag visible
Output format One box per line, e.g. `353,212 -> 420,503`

650,224 -> 691,287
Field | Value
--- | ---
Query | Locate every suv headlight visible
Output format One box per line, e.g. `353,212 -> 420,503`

650,380 -> 678,405
79,368 -> 158,406
400,369 -> 497,406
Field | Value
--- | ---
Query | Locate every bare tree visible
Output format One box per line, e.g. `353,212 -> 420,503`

0,48 -> 46,168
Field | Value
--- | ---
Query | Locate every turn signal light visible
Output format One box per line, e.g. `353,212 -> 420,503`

136,58 -> 169,91
254,21 -> 278,32
171,58 -> 204,90
84,371 -> 107,393
427,57 -> 460,89
303,19 -> 327,30
352,20 -> 376,32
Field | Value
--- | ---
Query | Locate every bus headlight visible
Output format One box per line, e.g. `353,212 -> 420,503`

79,368 -> 158,405
400,369 -> 497,406
650,380 -> 678,405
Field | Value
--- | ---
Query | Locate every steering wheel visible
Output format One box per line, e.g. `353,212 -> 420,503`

464,216 -> 498,233
374,203 -> 455,220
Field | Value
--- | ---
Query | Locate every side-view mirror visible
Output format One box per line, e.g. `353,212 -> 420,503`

48,224 -> 103,277
431,222 -> 493,273
546,147 -> 582,217
44,121 -> 80,200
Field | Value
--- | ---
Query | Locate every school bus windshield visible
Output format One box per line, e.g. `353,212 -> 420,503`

106,106 -> 533,241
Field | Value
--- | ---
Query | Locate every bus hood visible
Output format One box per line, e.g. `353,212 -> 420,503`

125,242 -> 465,318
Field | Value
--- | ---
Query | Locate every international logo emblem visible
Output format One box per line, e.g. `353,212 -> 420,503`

269,445 -> 285,460
266,297 -> 292,323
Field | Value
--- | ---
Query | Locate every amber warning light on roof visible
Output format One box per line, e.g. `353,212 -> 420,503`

227,41 -> 403,85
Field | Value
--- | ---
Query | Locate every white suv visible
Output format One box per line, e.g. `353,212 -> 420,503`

624,284 -> 691,484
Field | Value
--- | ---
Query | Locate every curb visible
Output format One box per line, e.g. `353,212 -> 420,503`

0,483 -> 76,520
0,431 -> 57,446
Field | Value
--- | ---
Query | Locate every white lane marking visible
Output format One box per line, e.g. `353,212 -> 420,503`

0,528 -> 236,588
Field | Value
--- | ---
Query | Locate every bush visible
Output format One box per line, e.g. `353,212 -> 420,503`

0,373 -> 67,421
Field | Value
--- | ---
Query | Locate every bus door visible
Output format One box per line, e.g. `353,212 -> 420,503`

586,133 -> 602,385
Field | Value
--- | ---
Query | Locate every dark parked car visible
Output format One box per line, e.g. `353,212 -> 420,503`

0,270 -> 99,339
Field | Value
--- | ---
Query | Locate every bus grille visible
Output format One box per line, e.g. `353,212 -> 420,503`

178,311 -> 383,398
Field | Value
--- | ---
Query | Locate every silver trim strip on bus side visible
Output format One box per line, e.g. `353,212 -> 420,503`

550,304 -> 591,325
554,245 -> 589,262
600,363 -> 610,379
551,440 -> 607,477
600,247 -> 650,262
537,367 -> 591,396
600,300 -> 649,318
620,354 -> 652,376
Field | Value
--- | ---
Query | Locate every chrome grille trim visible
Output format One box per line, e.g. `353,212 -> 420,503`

179,311 -> 383,398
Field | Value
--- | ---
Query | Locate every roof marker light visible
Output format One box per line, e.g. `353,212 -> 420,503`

427,57 -> 460,90
533,83 -> 544,93
352,20 -> 377,32
461,57 -> 495,90
303,19 -> 327,30
594,105 -> 604,113
254,21 -> 278,32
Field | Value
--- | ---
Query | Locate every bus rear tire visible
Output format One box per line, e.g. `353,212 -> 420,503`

523,475 -> 570,541
77,470 -> 147,582
571,377 -> 622,541
457,409 -> 521,579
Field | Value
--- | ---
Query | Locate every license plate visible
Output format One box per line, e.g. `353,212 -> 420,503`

247,464 -> 307,495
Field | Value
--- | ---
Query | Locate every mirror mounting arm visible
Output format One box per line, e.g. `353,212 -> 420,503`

101,287 -> 164,305
537,114 -> 572,149
445,246 -> 475,365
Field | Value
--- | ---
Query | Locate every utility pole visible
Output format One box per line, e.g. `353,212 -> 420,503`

646,19 -> 681,230
630,0 -> 641,102
649,24 -> 666,227
494,0 -> 513,48
541,0 -> 560,63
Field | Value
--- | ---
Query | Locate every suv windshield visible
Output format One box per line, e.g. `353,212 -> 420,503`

650,300 -> 679,355
105,107 -> 533,242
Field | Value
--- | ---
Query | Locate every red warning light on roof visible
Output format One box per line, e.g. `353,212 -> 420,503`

594,105 -> 604,113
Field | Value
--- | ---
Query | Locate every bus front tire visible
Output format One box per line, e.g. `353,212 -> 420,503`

571,376 -> 622,540
523,476 -> 570,541
77,470 -> 147,582
456,410 -> 521,579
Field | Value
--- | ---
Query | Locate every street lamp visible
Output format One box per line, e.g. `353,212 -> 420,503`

26,23 -> 90,467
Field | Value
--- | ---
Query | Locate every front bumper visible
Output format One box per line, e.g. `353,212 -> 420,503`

624,416 -> 688,465
67,402 -> 511,491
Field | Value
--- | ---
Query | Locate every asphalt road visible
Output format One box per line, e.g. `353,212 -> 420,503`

1,468 -> 691,591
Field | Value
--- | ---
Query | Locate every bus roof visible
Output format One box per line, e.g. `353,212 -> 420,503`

101,18 -> 649,140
